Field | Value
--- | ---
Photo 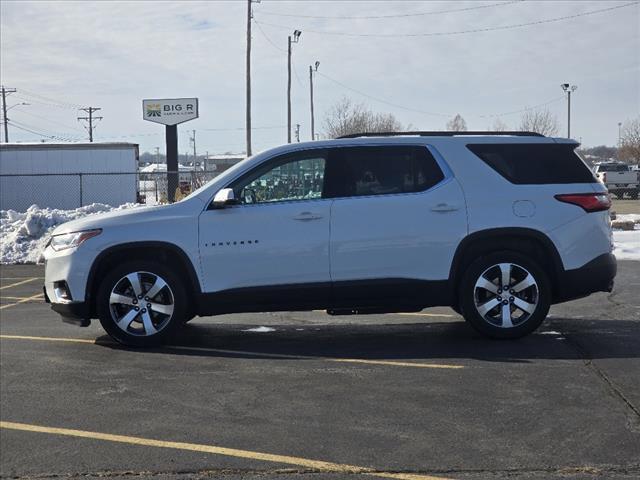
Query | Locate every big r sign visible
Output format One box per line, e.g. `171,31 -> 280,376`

142,98 -> 198,126
141,97 -> 198,203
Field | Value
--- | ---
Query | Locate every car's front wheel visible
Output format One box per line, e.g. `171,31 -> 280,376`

96,261 -> 187,346
459,252 -> 551,339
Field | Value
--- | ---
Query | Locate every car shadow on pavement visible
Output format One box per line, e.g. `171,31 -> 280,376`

94,317 -> 640,363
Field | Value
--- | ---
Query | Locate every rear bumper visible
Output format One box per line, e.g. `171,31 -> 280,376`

555,253 -> 616,303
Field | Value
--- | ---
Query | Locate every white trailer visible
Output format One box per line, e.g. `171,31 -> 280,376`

0,143 -> 139,211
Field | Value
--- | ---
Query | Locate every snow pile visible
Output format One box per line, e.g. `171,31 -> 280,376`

613,214 -> 640,261
1,203 -> 138,264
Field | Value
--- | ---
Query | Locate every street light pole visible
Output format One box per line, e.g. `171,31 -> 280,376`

618,122 -> 622,147
309,61 -> 319,141
561,83 -> 577,139
287,30 -> 301,143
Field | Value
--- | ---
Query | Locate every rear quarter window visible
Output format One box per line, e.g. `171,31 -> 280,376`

466,143 -> 597,184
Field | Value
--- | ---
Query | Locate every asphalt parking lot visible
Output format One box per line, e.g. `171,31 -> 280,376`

1,263 -> 639,480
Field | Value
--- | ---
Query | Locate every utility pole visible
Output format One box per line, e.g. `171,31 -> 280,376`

309,61 -> 319,140
560,83 -> 577,139
287,30 -> 302,143
246,0 -> 261,157
191,129 -> 197,160
77,107 -> 103,142
1,86 -> 17,143
295,123 -> 300,142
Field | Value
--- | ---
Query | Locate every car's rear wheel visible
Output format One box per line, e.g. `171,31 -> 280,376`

459,252 -> 550,339
96,261 -> 187,346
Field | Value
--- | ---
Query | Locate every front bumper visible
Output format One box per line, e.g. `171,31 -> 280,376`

555,253 -> 617,303
50,301 -> 91,327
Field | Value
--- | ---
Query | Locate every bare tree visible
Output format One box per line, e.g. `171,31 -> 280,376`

519,109 -> 559,136
489,118 -> 509,132
446,114 -> 467,132
323,97 -> 403,138
619,117 -> 640,164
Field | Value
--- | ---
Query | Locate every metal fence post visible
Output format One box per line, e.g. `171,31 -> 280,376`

79,173 -> 83,207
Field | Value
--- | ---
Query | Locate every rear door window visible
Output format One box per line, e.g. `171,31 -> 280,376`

323,146 -> 445,198
466,143 -> 597,184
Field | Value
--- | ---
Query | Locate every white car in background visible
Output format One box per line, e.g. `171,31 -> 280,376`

44,131 -> 616,346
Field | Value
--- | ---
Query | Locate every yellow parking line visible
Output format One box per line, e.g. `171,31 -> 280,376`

0,335 -> 464,370
0,277 -> 40,291
170,345 -> 463,370
0,421 -> 453,480
0,335 -> 95,344
0,293 -> 44,310
311,310 -> 454,318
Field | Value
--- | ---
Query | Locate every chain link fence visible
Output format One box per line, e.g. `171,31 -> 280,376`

0,170 -> 219,211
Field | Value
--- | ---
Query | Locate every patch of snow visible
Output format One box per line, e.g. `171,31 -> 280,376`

613,230 -> 640,261
615,214 -> 640,223
1,203 -> 138,264
539,331 -> 562,335
242,326 -> 276,333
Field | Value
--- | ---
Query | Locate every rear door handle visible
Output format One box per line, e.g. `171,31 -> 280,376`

293,212 -> 323,221
430,203 -> 460,212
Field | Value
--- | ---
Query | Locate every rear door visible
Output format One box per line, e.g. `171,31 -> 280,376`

325,145 -> 467,305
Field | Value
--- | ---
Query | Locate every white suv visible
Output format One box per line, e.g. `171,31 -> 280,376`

43,132 -> 616,346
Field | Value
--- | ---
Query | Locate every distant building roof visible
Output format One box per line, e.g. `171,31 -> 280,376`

205,153 -> 245,160
0,142 -> 139,151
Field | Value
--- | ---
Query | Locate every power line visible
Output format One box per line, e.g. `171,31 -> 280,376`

259,0 -> 522,20
318,71 -> 567,120
13,93 -> 78,110
478,96 -> 565,118
255,2 -> 639,38
19,88 -> 83,109
254,18 -> 286,53
8,120 -> 79,142
317,72 -> 451,117
13,108 -> 86,133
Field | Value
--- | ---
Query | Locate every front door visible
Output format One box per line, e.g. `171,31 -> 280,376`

198,149 -> 331,309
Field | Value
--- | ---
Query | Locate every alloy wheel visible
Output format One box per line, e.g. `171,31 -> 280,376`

109,271 -> 174,336
473,263 -> 539,329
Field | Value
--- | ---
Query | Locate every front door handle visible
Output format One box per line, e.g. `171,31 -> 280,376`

293,212 -> 323,221
430,203 -> 460,212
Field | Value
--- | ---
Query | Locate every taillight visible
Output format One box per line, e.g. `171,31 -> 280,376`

555,193 -> 611,212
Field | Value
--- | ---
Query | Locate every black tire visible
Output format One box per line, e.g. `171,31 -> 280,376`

459,251 -> 551,339
629,190 -> 638,200
96,260 -> 188,347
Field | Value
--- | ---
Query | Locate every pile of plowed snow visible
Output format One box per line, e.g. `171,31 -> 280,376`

1,203 -> 138,264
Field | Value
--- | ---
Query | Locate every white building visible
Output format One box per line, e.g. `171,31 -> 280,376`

0,143 -> 139,211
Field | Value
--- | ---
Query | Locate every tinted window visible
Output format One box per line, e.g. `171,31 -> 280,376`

596,164 -> 629,172
323,146 -> 445,198
467,143 -> 596,184
231,152 -> 326,204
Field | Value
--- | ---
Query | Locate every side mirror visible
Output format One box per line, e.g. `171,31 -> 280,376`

212,188 -> 238,209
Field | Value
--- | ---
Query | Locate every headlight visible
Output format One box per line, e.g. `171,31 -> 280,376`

49,229 -> 102,251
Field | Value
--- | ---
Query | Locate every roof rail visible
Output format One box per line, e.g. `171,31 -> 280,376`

337,131 -> 545,139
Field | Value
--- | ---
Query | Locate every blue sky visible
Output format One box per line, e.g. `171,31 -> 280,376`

1,0 -> 638,154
